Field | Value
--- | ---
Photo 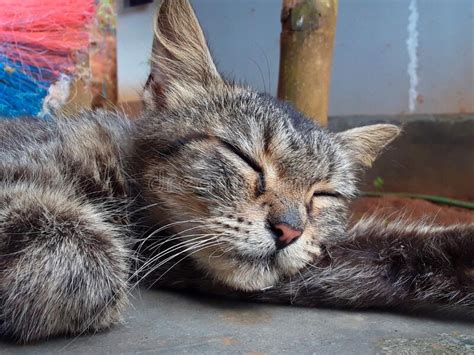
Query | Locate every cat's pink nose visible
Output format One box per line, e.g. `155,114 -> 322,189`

272,223 -> 302,249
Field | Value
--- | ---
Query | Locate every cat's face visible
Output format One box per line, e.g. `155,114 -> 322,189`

134,0 -> 400,291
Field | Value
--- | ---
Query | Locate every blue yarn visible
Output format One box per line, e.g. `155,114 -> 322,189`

0,54 -> 51,118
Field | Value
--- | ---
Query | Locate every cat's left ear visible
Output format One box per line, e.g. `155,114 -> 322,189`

144,0 -> 221,109
336,124 -> 401,168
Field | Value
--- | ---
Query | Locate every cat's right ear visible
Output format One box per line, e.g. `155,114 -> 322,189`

144,0 -> 221,109
336,124 -> 401,168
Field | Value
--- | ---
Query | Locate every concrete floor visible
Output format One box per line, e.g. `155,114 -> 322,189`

2,289 -> 474,354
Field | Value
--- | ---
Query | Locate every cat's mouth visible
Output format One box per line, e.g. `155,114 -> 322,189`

225,248 -> 279,262
190,234 -> 320,291
157,217 -> 322,291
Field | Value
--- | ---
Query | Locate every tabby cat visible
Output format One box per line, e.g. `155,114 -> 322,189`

0,0 -> 472,343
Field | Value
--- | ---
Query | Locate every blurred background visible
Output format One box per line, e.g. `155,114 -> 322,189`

0,0 -> 472,200
117,0 -> 473,201
118,0 -> 474,116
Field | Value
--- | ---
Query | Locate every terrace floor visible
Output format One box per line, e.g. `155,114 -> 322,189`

2,288 -> 474,354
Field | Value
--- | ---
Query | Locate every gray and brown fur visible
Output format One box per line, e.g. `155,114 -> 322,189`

0,0 -> 472,343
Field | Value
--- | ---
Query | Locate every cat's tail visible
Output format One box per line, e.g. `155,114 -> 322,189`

254,217 -> 474,311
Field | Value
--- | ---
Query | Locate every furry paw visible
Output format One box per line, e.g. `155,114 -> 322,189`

0,189 -> 130,342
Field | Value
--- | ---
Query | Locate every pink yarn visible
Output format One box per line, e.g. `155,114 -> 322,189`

0,0 -> 96,79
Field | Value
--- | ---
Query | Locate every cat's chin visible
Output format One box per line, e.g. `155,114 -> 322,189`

193,249 -> 316,291
215,264 -> 281,291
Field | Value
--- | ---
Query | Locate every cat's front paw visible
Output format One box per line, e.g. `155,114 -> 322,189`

0,193 -> 130,342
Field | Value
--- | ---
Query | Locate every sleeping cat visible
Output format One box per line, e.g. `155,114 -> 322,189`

0,0 -> 473,343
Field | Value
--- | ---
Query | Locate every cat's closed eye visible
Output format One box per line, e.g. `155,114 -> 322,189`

219,140 -> 266,195
220,140 -> 261,173
313,191 -> 341,198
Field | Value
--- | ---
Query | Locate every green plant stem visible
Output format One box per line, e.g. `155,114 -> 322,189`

362,192 -> 474,210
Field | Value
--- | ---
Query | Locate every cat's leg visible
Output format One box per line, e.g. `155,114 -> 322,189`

254,219 -> 474,310
0,184 -> 130,342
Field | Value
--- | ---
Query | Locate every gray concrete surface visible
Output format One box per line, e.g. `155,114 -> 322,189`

2,289 -> 474,354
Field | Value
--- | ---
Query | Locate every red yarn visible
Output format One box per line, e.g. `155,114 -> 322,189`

0,0 -> 96,79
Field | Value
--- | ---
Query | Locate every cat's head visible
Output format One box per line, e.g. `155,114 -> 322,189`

134,0 -> 400,291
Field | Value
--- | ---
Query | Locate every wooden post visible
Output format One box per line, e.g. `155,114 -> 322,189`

277,0 -> 338,125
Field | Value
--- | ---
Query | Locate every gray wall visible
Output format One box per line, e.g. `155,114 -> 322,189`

117,0 -> 474,115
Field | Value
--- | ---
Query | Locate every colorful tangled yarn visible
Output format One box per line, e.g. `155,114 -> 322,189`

0,0 -> 95,118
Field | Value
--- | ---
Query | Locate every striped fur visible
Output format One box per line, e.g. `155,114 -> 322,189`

0,0 -> 472,343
